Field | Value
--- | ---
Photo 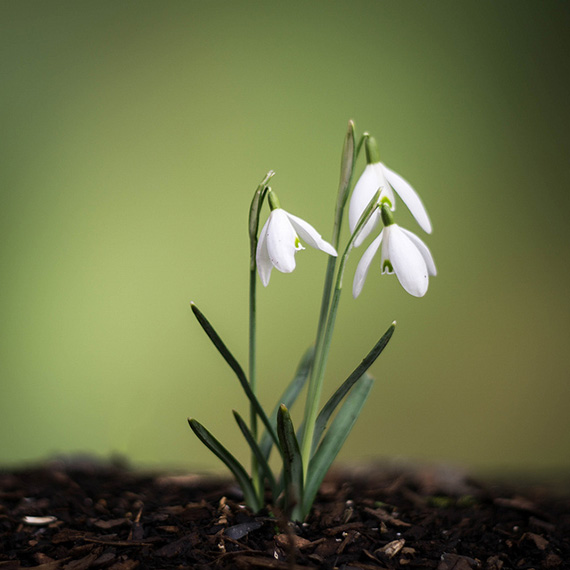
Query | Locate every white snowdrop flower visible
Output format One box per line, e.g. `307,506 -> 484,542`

348,136 -> 432,247
353,205 -> 436,298
256,208 -> 337,287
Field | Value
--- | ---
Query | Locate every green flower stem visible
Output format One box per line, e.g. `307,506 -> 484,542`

248,171 -> 274,499
300,192 -> 381,477
298,125 -> 354,478
248,265 -> 261,496
314,124 -> 357,339
298,125 -> 366,480
313,127 -> 367,358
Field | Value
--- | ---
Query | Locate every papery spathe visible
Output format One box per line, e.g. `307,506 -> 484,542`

256,208 -> 337,287
353,223 -> 436,298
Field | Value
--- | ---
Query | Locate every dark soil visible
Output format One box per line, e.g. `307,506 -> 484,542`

1,459 -> 568,569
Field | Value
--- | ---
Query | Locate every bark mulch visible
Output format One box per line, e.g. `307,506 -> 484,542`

0,459 -> 568,569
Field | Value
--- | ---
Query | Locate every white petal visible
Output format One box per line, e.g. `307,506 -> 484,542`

379,225 -> 393,274
381,164 -> 432,234
284,211 -> 337,256
387,225 -> 429,297
348,164 -> 383,247
256,216 -> 273,286
373,163 -> 397,210
352,230 -> 383,298
265,209 -> 299,274
400,227 -> 437,276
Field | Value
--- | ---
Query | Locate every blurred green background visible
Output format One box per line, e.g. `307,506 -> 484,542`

1,1 -> 569,477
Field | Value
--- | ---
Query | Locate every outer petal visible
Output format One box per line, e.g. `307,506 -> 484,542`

400,227 -> 437,276
256,216 -> 273,286
352,230 -> 383,298
348,164 -> 382,247
374,163 -> 396,210
265,209 -> 300,274
387,225 -> 429,297
381,163 -> 432,234
284,211 -> 337,256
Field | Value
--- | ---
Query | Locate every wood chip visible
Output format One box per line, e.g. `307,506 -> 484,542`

274,533 -> 314,550
234,554 -> 313,569
90,518 -> 129,529
437,553 -> 479,570
51,529 -> 90,544
337,530 -> 360,554
363,506 -> 411,527
494,496 -> 540,514
0,562 -> 21,570
62,552 -> 99,570
22,516 -> 57,526
378,538 -> 405,559
154,534 -> 198,558
485,555 -> 504,570
224,520 -> 263,539
521,531 -> 549,550
323,521 -> 365,535
107,561 -> 139,570
33,561 -> 65,570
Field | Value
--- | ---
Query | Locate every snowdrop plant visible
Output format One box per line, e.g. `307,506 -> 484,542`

188,121 -> 436,521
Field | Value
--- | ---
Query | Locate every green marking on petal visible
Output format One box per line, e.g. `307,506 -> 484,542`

382,260 -> 393,273
295,236 -> 301,249
380,196 -> 392,209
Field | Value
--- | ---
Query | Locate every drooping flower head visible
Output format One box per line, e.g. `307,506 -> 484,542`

256,192 -> 337,287
348,136 -> 432,247
353,205 -> 436,298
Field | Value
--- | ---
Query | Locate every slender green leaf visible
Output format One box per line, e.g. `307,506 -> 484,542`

190,303 -> 279,448
277,405 -> 304,519
302,373 -> 374,517
187,418 -> 260,511
312,323 -> 395,452
259,345 -> 314,461
232,410 -> 279,501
